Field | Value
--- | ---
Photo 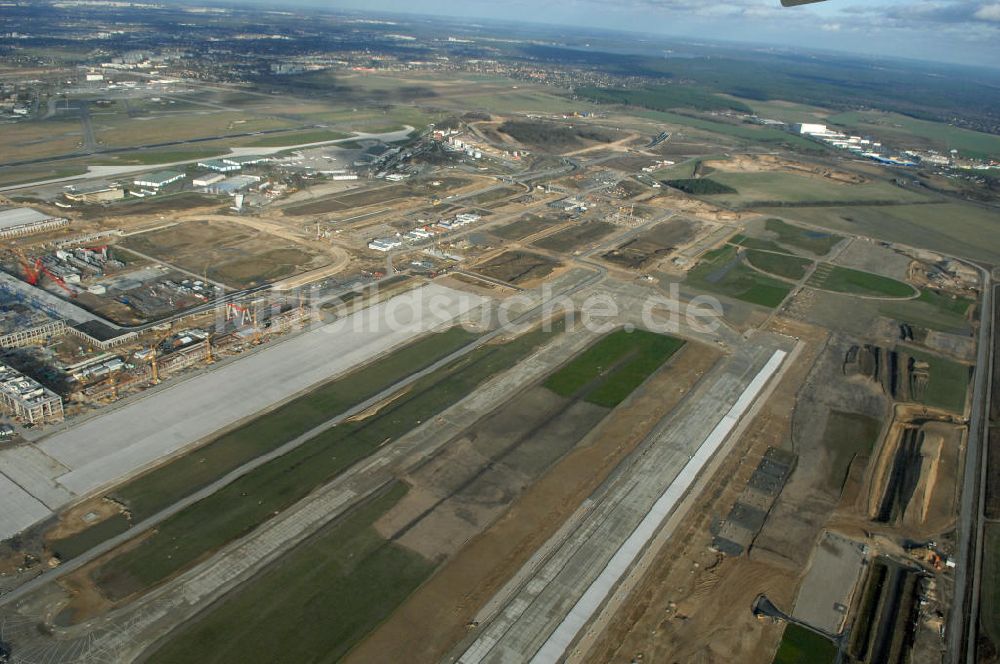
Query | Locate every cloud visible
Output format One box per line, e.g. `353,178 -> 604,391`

842,0 -> 1000,26
975,2 -> 1000,20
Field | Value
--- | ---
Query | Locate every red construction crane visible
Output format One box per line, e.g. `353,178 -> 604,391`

88,245 -> 110,259
38,265 -> 77,298
12,248 -> 42,285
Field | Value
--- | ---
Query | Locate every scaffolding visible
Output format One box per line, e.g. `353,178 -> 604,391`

0,363 -> 64,424
0,320 -> 66,348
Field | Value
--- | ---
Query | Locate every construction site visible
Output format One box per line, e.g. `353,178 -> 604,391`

0,82 -> 989,664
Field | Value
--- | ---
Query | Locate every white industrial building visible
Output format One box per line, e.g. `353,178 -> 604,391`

0,208 -> 69,239
794,123 -> 830,136
0,363 -> 64,424
197,159 -> 241,173
207,175 -> 261,195
193,173 -> 226,187
223,155 -> 270,168
133,170 -> 185,189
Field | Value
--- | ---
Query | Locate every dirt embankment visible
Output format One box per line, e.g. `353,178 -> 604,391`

863,406 -> 964,537
704,154 -> 868,185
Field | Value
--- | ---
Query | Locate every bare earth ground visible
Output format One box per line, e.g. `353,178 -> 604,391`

583,318 -> 827,664
752,335 -> 888,570
344,342 -> 720,664
853,406 -> 964,540
375,387 -> 609,560
703,154 -> 868,185
44,498 -> 122,542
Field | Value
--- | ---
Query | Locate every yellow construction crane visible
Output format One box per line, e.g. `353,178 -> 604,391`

205,332 -> 215,364
147,330 -> 173,385
104,369 -> 120,401
252,304 -> 262,345
150,347 -> 161,385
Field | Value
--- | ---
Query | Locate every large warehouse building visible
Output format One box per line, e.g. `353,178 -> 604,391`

0,207 -> 69,239
133,170 -> 185,189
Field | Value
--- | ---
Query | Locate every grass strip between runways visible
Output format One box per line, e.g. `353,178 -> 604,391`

544,328 -> 685,408
147,482 -> 431,664
92,322 -> 564,600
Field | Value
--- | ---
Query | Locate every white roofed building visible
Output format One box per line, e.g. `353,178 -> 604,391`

0,208 -> 68,239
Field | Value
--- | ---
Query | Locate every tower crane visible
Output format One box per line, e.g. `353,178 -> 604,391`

11,248 -> 77,297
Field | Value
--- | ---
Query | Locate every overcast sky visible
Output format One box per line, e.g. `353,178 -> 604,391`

325,0 -> 1000,68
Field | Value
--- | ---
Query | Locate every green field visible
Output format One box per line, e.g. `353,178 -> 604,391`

820,411 -> 882,492
105,327 -> 477,525
90,148 -> 225,166
577,85 -> 752,113
147,483 -> 432,664
730,234 -> 786,253
808,264 -> 916,298
0,164 -> 90,188
773,624 -> 838,664
50,514 -> 131,561
902,346 -> 971,413
756,203 -> 1000,265
686,245 -> 793,308
763,219 -> 843,256
663,178 -> 737,195
744,249 -> 813,280
706,171 -> 930,207
654,159 -> 702,179
94,112 -> 298,149
878,292 -> 974,336
739,97 -> 832,125
92,323 -> 563,600
916,289 -> 975,317
981,523 -> 1000,650
544,328 -> 685,408
827,110 -> 1000,161
466,88 -> 598,115
635,110 -> 820,151
247,129 -> 352,147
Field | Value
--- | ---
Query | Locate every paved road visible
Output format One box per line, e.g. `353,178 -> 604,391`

0,125 -> 315,169
0,127 -> 413,193
950,271 -> 995,664
76,101 -> 96,152
0,286 -> 490,603
0,266 -> 603,606
0,271 -> 609,663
